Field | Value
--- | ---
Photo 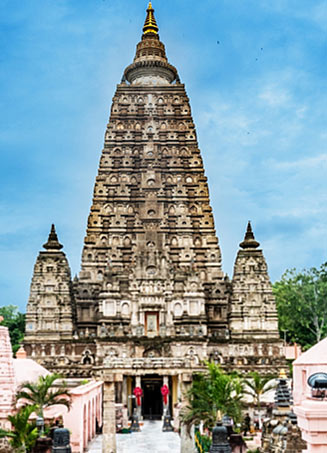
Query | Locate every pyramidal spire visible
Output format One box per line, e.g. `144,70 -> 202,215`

43,224 -> 63,250
143,2 -> 159,36
239,221 -> 260,249
123,1 -> 178,84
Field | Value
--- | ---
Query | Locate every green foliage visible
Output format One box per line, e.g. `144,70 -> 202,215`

195,429 -> 211,452
273,263 -> 327,349
0,305 -> 25,354
182,362 -> 244,431
16,373 -> 71,418
0,405 -> 38,452
244,371 -> 276,410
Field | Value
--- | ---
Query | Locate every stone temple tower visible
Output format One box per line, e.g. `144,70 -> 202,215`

25,224 -> 76,343
24,2 -> 284,423
229,222 -> 279,340
76,1 -> 228,342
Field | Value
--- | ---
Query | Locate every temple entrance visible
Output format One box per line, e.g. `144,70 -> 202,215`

141,375 -> 163,420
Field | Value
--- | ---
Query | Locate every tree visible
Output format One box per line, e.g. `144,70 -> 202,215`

273,263 -> 327,349
182,362 -> 244,431
0,405 -> 39,452
0,305 -> 25,354
16,373 -> 71,418
244,371 -> 276,427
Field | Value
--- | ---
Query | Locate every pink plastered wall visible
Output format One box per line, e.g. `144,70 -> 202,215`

63,380 -> 103,453
0,325 -> 103,451
293,337 -> 327,452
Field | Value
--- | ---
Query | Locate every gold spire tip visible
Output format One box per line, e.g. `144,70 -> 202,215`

143,1 -> 158,35
279,369 -> 287,379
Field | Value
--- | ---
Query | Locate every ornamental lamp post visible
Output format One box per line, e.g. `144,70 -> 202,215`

161,384 -> 173,432
131,387 -> 143,432
36,415 -> 45,437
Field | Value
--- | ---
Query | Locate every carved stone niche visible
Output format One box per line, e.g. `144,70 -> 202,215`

121,301 -> 131,316
210,350 -> 224,365
81,349 -> 94,365
173,301 -> 183,317
188,300 -> 199,316
103,300 -> 116,316
143,347 -> 161,358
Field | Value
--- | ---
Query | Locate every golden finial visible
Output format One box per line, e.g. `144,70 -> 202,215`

279,369 -> 287,379
143,2 -> 159,35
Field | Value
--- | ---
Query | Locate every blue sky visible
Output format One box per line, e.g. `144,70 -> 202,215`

1,0 -> 326,313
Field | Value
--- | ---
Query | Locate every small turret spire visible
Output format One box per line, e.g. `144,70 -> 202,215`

239,221 -> 260,249
43,224 -> 63,250
143,2 -> 159,36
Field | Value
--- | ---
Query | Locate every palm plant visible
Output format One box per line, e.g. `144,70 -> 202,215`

16,373 -> 71,418
243,371 -> 276,427
0,405 -> 39,452
182,361 -> 244,431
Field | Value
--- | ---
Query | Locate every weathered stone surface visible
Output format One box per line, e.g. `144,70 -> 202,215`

102,382 -> 116,453
23,5 -> 285,440
229,222 -> 279,342
25,224 -> 76,343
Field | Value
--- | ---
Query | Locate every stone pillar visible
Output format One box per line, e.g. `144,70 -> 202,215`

180,374 -> 195,453
180,424 -> 197,453
122,376 -> 127,405
102,381 -> 116,453
177,374 -> 182,401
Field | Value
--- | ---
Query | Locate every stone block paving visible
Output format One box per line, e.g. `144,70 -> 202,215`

87,435 -> 102,453
87,420 -> 181,453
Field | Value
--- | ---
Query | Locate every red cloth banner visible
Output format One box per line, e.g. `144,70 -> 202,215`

161,384 -> 170,405
133,387 -> 143,406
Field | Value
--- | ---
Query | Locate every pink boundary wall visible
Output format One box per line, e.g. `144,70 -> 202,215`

0,325 -> 103,452
293,337 -> 327,453
64,380 -> 103,453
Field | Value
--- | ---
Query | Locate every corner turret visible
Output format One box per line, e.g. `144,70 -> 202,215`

229,222 -> 279,340
25,225 -> 76,344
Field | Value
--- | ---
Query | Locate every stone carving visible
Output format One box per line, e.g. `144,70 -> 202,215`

25,224 -> 76,343
23,4 -> 284,391
229,222 -> 279,341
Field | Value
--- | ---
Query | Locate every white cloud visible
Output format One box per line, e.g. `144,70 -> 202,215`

273,153 -> 327,170
259,85 -> 291,107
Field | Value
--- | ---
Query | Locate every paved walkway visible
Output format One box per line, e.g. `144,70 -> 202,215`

87,420 -> 181,453
87,435 -> 102,452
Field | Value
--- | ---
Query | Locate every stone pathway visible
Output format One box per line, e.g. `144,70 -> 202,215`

87,435 -> 102,453
117,420 -> 180,453
87,420 -> 181,453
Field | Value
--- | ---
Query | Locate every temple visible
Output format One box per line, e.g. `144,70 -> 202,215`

24,3 -> 284,443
